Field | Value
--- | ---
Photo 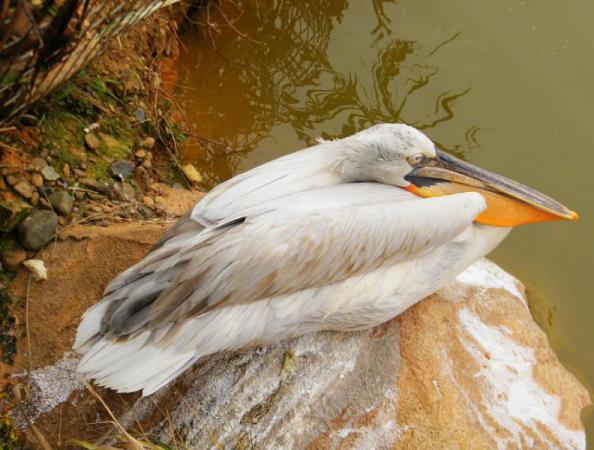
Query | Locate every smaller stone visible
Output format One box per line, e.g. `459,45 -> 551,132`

172,183 -> 184,190
83,122 -> 100,134
112,182 -> 136,202
133,166 -> 151,190
31,158 -> 48,171
23,259 -> 48,281
138,205 -> 156,220
0,200 -> 32,232
142,159 -> 152,169
63,164 -> 71,179
30,192 -> 39,207
182,164 -> 203,184
135,149 -> 147,159
0,240 -> 27,272
79,178 -> 111,195
73,168 -> 86,178
30,173 -> 44,188
139,137 -> 155,149
38,185 -> 54,197
90,205 -> 103,214
48,191 -> 74,216
142,196 -> 155,208
144,151 -> 153,161
110,160 -> 135,179
87,192 -> 104,201
14,181 -> 33,199
5,175 -> 18,186
74,191 -> 86,201
41,166 -> 60,182
84,133 -> 101,151
134,109 -> 146,122
17,210 -> 58,250
154,195 -> 167,211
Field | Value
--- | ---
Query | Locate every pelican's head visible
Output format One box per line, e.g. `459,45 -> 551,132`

338,123 -> 577,227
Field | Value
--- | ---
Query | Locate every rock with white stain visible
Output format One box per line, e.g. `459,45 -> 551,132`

6,220 -> 590,449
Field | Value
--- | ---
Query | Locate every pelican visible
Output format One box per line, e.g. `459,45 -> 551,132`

74,124 -> 577,395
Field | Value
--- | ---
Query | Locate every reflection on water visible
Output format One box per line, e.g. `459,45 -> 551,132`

176,0 -> 594,441
176,0 -> 477,187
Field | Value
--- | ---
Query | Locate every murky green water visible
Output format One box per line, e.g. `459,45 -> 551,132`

176,0 -> 594,439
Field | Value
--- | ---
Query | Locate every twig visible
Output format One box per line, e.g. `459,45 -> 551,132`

25,275 -> 32,378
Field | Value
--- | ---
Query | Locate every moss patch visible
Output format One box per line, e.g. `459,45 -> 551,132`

0,416 -> 23,450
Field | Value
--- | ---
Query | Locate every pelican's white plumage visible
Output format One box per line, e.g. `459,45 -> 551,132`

75,124 -> 512,395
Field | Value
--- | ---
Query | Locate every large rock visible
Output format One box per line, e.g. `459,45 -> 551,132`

16,209 -> 58,250
4,207 -> 590,448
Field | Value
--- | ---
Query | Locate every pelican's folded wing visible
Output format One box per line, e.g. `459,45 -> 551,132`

96,187 -> 486,338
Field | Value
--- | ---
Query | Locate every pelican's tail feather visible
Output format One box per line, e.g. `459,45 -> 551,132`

77,331 -> 197,396
74,300 -> 111,352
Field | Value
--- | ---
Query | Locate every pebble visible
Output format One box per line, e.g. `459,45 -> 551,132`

5,175 -> 18,186
182,164 -> 202,184
48,191 -> 74,216
38,185 -> 54,197
154,195 -> 167,211
110,160 -> 135,179
138,205 -> 156,220
139,137 -> 155,149
14,181 -> 33,199
142,159 -> 152,169
31,157 -> 48,171
0,241 -> 27,272
41,165 -> 60,181
74,191 -> 86,201
30,173 -> 44,188
17,210 -> 58,250
142,196 -> 155,208
90,205 -> 103,214
23,259 -> 48,281
87,192 -> 105,201
112,182 -> 136,202
73,168 -> 86,178
79,178 -> 111,195
134,166 -> 151,189
84,133 -> 101,151
63,164 -> 70,179
135,149 -> 147,159
30,192 -> 39,206
84,122 -> 100,134
0,199 -> 32,233
134,108 -> 146,122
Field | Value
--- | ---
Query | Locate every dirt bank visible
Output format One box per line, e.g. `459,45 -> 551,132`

0,3 -> 205,446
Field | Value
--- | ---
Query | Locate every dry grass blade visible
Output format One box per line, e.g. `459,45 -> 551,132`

30,423 -> 53,450
81,379 -> 169,450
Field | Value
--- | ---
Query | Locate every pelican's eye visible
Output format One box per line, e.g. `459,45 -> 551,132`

407,154 -> 424,166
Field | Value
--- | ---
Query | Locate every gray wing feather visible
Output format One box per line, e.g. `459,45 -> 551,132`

101,187 -> 485,337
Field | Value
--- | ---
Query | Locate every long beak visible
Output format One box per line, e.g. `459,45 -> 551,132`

405,149 -> 578,227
